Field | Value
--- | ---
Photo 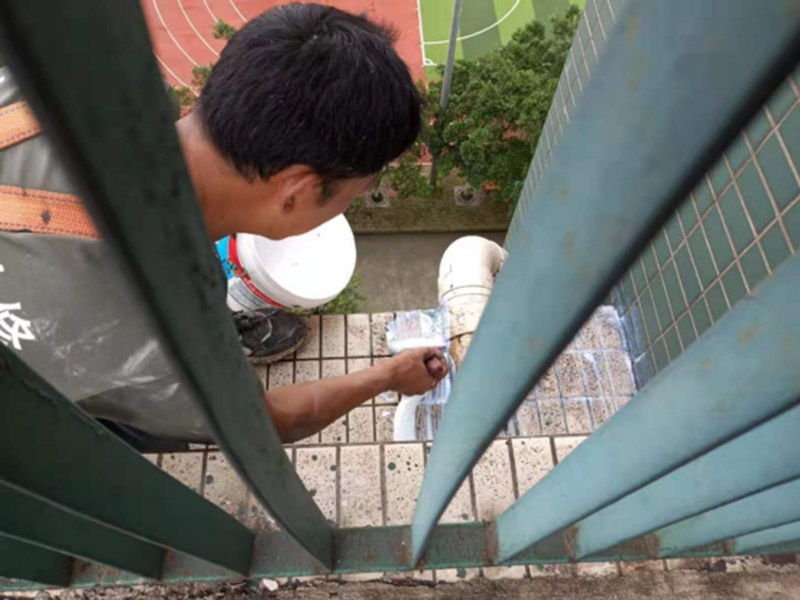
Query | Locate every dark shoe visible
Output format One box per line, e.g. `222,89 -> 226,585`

233,308 -> 306,364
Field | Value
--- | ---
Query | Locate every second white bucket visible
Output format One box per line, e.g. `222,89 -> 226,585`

226,214 -> 357,311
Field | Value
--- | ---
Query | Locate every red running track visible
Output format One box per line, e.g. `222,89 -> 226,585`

141,0 -> 426,92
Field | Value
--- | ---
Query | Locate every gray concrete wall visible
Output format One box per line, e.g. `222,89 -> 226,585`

354,232 -> 506,313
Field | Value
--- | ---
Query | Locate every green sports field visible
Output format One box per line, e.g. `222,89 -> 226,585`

419,0 -> 585,78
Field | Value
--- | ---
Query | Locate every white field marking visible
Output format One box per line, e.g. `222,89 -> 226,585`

177,0 -> 220,57
228,0 -> 248,24
424,0 -> 521,45
155,52 -> 198,93
152,0 -> 199,65
416,0 -> 428,66
203,0 -> 219,23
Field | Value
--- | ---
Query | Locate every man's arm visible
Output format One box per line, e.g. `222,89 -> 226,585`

264,348 -> 447,443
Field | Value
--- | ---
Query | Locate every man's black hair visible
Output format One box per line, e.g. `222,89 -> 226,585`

198,3 -> 422,183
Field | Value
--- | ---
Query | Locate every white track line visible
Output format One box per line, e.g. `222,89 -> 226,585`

156,53 -> 199,94
424,0 -> 521,45
229,0 -> 248,24
203,0 -> 219,24
152,0 -> 199,65
415,0 -> 428,67
178,0 -> 220,57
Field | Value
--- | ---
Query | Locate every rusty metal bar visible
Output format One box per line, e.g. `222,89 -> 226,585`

6,522 -> 800,592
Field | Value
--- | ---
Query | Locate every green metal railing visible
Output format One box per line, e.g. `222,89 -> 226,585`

1,0 -> 799,591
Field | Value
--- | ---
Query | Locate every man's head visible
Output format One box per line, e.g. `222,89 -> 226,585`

192,3 -> 421,240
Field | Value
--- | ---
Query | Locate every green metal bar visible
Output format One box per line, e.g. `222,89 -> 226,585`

730,521 -> 800,555
412,0 -> 800,564
494,251 -> 800,563
0,535 -> 71,588
654,478 -> 800,557
0,480 -> 163,579
572,404 -> 800,559
0,347 -> 252,574
0,0 -> 333,567
15,523 -> 790,592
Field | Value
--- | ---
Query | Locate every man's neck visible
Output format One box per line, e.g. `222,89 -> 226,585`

175,112 -> 242,241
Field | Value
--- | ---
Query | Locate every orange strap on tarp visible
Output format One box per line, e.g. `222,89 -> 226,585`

0,185 -> 98,239
0,101 -> 42,150
0,101 -> 98,238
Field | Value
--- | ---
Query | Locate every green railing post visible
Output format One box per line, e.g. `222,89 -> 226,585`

0,0 -> 333,568
0,346 -> 253,575
0,536 -> 71,588
410,0 -> 800,563
494,251 -> 800,563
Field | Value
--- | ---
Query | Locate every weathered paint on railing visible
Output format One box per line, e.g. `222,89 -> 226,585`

411,0 -> 800,564
0,346 -> 252,575
731,521 -> 800,555
0,536 -> 71,588
0,481 -> 163,579
494,251 -> 800,563
573,404 -> 800,559
1,0 -> 799,591
0,0 -> 333,568
655,478 -> 800,557
9,523 -> 800,592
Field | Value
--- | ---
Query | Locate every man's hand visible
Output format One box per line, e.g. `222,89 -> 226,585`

384,348 -> 449,395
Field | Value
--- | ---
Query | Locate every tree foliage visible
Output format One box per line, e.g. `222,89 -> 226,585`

212,19 -> 238,40
172,85 -> 195,108
426,6 -> 580,205
191,64 -> 213,90
170,20 -> 237,111
380,82 -> 437,199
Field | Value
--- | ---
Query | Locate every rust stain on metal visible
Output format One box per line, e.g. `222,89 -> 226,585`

737,326 -> 764,346
624,533 -> 661,558
720,540 -> 735,556
395,528 -> 412,568
700,358 -> 711,371
563,526 -> 579,561
483,522 -> 499,566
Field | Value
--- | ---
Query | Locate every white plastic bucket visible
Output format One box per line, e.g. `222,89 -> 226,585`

225,214 -> 356,311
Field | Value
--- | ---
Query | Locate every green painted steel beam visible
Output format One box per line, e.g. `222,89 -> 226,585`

0,535 -> 71,588
731,520 -> 800,555
0,347 -> 252,574
0,0 -> 333,567
412,0 -> 800,564
0,480 -> 163,579
495,250 -> 800,563
8,522 -> 798,592
572,404 -> 800,559
654,478 -> 800,557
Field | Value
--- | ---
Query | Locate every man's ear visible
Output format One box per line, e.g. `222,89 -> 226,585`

273,165 -> 321,211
